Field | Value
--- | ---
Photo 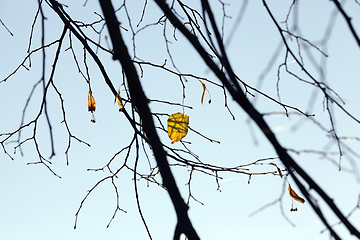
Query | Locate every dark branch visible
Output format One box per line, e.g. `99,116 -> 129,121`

332,0 -> 360,48
97,0 -> 199,239
154,0 -> 360,238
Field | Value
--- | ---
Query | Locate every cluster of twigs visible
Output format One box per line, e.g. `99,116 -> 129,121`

1,0 -> 360,239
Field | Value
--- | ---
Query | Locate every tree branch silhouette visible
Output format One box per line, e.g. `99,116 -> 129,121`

97,0 -> 200,239
154,0 -> 360,239
2,1 -> 360,239
332,0 -> 360,48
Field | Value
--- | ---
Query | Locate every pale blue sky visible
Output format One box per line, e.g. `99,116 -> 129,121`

1,0 -> 360,239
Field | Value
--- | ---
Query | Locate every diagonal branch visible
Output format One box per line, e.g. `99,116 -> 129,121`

97,0 -> 199,239
154,0 -> 360,239
332,0 -> 360,48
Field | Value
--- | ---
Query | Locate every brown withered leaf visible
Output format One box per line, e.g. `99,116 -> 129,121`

288,184 -> 305,204
269,162 -> 283,178
116,90 -> 124,109
88,89 -> 96,112
88,89 -> 96,123
200,80 -> 206,104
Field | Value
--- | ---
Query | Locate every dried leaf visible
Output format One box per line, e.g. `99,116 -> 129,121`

116,90 -> 124,109
88,89 -> 96,112
288,184 -> 305,204
269,162 -> 283,178
88,89 -> 96,123
200,80 -> 207,104
167,112 -> 189,144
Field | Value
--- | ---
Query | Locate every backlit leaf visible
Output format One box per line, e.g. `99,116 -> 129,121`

269,162 -> 283,178
116,90 -> 124,109
167,112 -> 189,144
288,184 -> 305,204
200,80 -> 206,104
88,89 -> 96,123
88,89 -> 96,112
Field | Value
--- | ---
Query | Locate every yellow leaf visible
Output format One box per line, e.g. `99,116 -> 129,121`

200,80 -> 206,104
88,89 -> 96,123
88,89 -> 96,112
288,184 -> 305,204
167,112 -> 189,144
116,90 -> 124,109
269,162 -> 283,178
